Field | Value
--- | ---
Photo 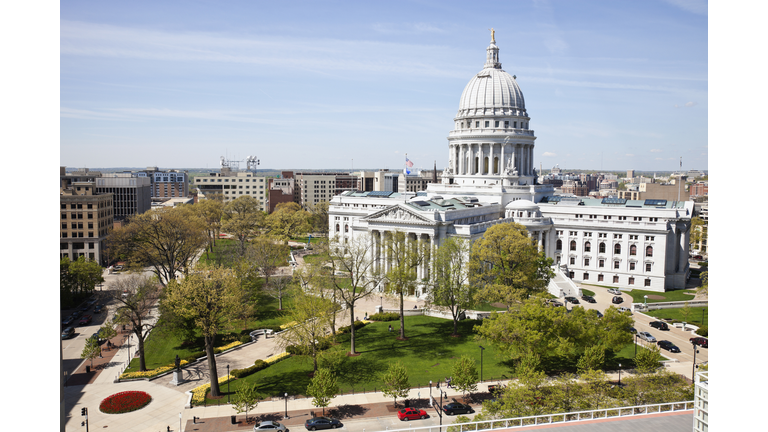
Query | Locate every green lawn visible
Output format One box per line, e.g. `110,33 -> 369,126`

580,289 -> 595,297
124,291 -> 293,374
625,288 -> 697,304
469,302 -> 508,312
197,238 -> 240,267
291,236 -> 327,245
644,307 -> 708,327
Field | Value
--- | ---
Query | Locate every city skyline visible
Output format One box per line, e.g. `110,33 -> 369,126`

61,1 -> 707,172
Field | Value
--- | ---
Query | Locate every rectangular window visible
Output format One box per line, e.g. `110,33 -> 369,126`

584,258 -> 590,266
504,121 -> 509,128
570,257 -> 575,265
475,121 -> 480,128
494,121 -> 499,127
613,275 -> 619,283
630,262 -> 635,271
599,259 -> 605,268
628,277 -> 634,285
646,263 -> 652,272
583,273 -> 589,280
598,274 -> 604,282
614,261 -> 619,269
645,279 -> 651,287
484,121 -> 489,127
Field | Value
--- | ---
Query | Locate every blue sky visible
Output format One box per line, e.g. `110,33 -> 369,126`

59,0 -> 708,172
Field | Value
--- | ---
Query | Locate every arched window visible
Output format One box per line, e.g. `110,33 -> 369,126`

556,239 -> 562,250
584,242 -> 591,252
614,244 -> 621,254
646,246 -> 653,257
344,225 -> 349,233
570,241 -> 576,251
629,245 -> 637,256
599,243 -> 606,254
335,224 -> 340,232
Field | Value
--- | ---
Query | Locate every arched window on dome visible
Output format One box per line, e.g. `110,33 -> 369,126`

484,157 -> 489,174
570,241 -> 576,251
599,242 -> 606,254
474,157 -> 479,174
614,244 -> 621,254
646,246 -> 653,257
630,245 -> 637,256
493,157 -> 499,174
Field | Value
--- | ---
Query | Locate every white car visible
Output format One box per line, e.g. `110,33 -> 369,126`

638,331 -> 656,343
618,307 -> 632,314
608,288 -> 622,295
254,421 -> 287,432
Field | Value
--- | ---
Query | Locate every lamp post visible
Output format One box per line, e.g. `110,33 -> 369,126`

284,392 -> 289,419
634,334 -> 638,357
692,342 -> 699,380
380,296 -> 383,308
227,365 -> 230,404
643,295 -> 648,308
479,345 -> 485,382
618,363 -> 622,386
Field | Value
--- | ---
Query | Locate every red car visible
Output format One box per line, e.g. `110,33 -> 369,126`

78,315 -> 92,326
690,337 -> 708,348
397,407 -> 427,421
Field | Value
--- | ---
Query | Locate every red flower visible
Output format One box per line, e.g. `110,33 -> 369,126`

99,391 -> 152,414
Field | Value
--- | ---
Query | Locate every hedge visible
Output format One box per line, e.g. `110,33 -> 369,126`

368,312 -> 400,322
696,325 -> 708,337
336,320 -> 367,334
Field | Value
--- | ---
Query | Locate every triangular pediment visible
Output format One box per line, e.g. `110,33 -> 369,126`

362,204 -> 435,224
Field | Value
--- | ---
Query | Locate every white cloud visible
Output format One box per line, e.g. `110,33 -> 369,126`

661,0 -> 708,16
674,101 -> 698,108
650,149 -> 663,153
542,152 -> 557,157
626,154 -> 635,157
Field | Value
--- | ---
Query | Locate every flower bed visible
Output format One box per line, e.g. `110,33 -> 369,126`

120,359 -> 189,380
264,352 -> 290,364
191,374 -> 234,405
99,391 -> 152,414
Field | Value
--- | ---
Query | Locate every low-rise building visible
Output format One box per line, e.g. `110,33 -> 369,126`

194,168 -> 268,211
60,180 -> 113,265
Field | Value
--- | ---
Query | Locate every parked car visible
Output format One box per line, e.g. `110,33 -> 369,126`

627,326 -> 637,334
254,421 -> 287,432
305,417 -> 342,430
78,315 -> 92,326
564,296 -> 580,304
61,327 -> 75,339
90,332 -> 101,342
612,296 -> 623,304
397,407 -> 428,421
62,315 -> 75,326
94,305 -> 104,314
442,402 -> 474,415
114,265 -> 124,271
658,340 -> 681,353
649,321 -> 669,330
617,307 -> 632,313
593,310 -> 604,318
80,303 -> 91,312
638,332 -> 657,343
71,310 -> 82,319
608,288 -> 622,295
690,337 -> 708,348
581,295 -> 596,303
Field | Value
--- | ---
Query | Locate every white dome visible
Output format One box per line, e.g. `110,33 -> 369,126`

505,199 -> 538,210
456,40 -> 526,117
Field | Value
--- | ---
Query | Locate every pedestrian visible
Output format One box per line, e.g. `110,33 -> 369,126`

388,324 -> 392,332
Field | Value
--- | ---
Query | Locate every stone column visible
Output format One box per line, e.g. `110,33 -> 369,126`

537,230 -> 543,251
500,143 -> 505,174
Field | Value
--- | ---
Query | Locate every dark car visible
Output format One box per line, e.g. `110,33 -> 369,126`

627,326 -> 637,334
71,310 -> 82,319
690,337 -> 708,348
581,295 -> 596,303
658,340 -> 681,353
78,315 -> 92,326
564,296 -> 580,304
547,300 -> 563,307
649,321 -> 669,330
397,407 -> 428,421
442,402 -> 474,415
612,296 -> 623,304
94,305 -> 104,314
305,417 -> 342,431
61,327 -> 75,339
80,304 -> 91,312
62,315 -> 75,326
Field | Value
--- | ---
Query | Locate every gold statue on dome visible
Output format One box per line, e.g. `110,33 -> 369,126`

490,28 -> 495,42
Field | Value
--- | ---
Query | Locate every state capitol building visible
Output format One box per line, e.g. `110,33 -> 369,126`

327,34 -> 693,295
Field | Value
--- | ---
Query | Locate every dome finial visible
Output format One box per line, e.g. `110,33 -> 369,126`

489,27 -> 495,43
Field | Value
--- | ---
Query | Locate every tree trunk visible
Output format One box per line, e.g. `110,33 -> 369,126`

137,330 -> 147,371
206,335 -> 221,397
399,291 -> 405,339
349,304 -> 356,354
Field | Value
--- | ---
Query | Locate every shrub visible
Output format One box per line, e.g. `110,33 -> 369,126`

286,336 -> 333,355
231,360 -> 269,379
337,320 -> 367,334
368,312 -> 400,322
240,335 -> 252,343
696,325 -> 708,337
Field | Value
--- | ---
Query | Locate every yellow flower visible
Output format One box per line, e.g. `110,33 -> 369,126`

280,321 -> 297,330
264,352 -> 290,364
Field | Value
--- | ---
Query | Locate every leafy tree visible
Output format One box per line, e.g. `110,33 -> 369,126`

98,320 -> 117,344
278,287 -> 335,372
576,345 -> 605,374
107,206 -> 208,286
266,202 -> 312,244
427,237 -> 475,336
163,266 -> 245,396
451,355 -> 479,401
232,382 -> 261,423
306,368 -> 339,415
382,231 -> 426,340
295,248 -> 345,335
698,271 -> 708,296
327,236 -> 383,355
381,361 -> 410,407
60,256 -> 104,307
578,369 -> 611,410
242,236 -> 290,295
110,274 -> 161,371
194,198 -> 224,258
495,353 -> 554,417
680,301 -> 693,323
621,369 -> 693,407
474,296 -> 633,364
81,336 -> 101,370
634,344 -> 662,374
222,196 -> 265,256
307,201 -> 330,236
690,216 -> 707,249
469,223 -> 554,306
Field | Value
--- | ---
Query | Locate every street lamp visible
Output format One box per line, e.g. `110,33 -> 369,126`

692,342 -> 700,380
634,334 -> 639,357
643,295 -> 648,307
479,346 -> 485,382
618,363 -> 622,386
227,365 -> 230,404
284,392 -> 289,419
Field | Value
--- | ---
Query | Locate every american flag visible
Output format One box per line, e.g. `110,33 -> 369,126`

405,157 -> 414,168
